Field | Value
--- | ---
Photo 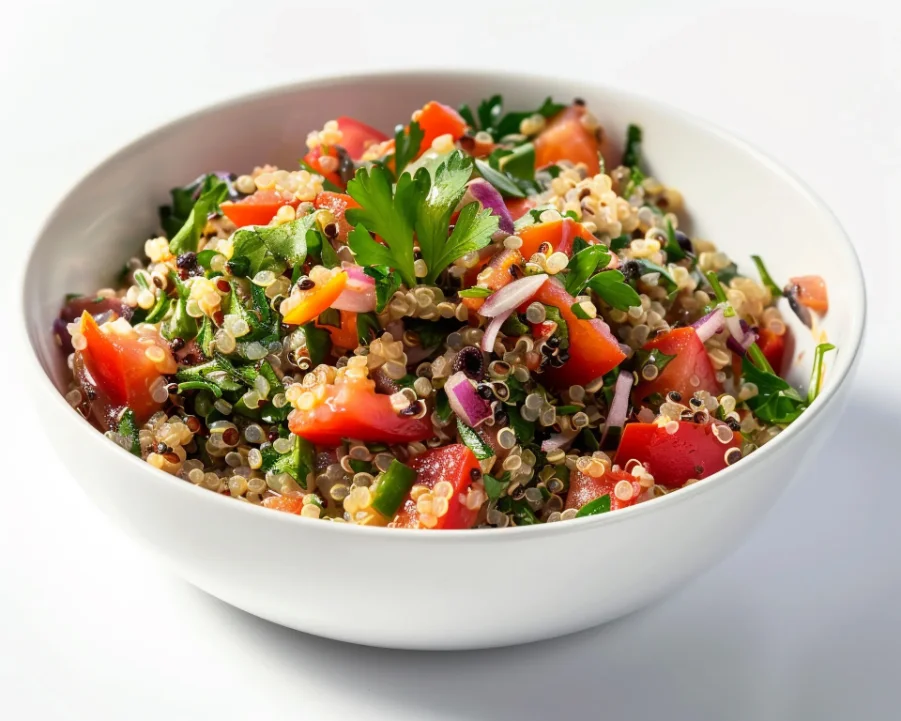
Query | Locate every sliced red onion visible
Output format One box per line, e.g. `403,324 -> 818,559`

332,264 -> 376,312
726,329 -> 758,357
469,179 -> 515,234
600,370 -> 633,446
481,307 -> 515,353
541,427 -> 579,453
479,274 -> 548,318
444,371 -> 493,427
692,308 -> 725,343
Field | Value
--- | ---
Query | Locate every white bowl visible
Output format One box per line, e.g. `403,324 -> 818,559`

21,71 -> 865,650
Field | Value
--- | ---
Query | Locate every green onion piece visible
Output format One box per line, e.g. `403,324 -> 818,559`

576,494 -> 611,517
807,343 -> 836,404
751,255 -> 784,298
370,459 -> 418,518
457,419 -> 495,460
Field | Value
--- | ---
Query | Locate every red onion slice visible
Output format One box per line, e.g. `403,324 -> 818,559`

600,370 -> 633,445
479,274 -> 548,318
332,264 -> 377,312
541,427 -> 579,453
469,179 -> 515,234
692,308 -> 725,343
444,371 -> 493,427
481,307 -> 515,353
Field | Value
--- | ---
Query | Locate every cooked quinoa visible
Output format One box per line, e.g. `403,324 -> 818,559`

55,95 -> 833,529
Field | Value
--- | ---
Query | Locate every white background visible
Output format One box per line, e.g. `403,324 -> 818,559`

2,1 -> 899,719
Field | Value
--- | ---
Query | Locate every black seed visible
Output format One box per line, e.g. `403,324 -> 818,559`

176,252 -> 197,270
726,418 -> 741,431
547,335 -> 561,348
668,391 -> 682,402
573,97 -> 586,106
689,397 -> 703,408
558,351 -> 570,363
477,383 -> 494,399
674,230 -> 693,253
169,337 -> 185,352
267,430 -> 279,443
621,260 -> 641,281
323,223 -> 338,239
541,343 -> 555,356
509,264 -> 523,279
693,411 -> 707,424
470,468 -> 481,481
155,442 -> 168,454
494,408 -> 508,424
298,278 -> 315,291
550,355 -> 565,368
694,465 -> 704,474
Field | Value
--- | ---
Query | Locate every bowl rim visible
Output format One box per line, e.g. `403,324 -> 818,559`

20,68 -> 867,541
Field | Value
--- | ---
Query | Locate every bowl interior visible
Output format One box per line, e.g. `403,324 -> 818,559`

23,71 -> 863,422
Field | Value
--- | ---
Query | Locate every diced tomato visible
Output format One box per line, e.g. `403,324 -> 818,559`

532,279 -> 626,387
517,218 -> 596,259
319,310 -> 358,350
565,468 -> 641,512
77,312 -> 175,424
288,375 -> 433,446
335,116 -> 389,160
615,421 -> 741,488
789,275 -> 828,313
416,101 -> 467,155
262,494 -> 305,515
302,146 -> 344,190
392,445 -> 480,529
461,248 -> 523,312
505,197 -> 537,221
534,105 -> 600,176
313,192 -> 359,243
531,320 -> 557,342
632,327 -> 722,406
220,189 -> 299,228
757,327 -> 787,373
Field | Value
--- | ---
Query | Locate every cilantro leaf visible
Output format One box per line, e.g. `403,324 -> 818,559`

611,234 -> 631,252
345,164 -> 422,287
363,265 -> 402,313
633,259 -> 678,295
565,244 -> 611,296
634,347 -> 676,375
319,231 -> 341,269
477,95 -> 503,133
169,178 -> 229,255
586,270 -> 642,311
160,174 -> 231,239
393,120 -> 424,176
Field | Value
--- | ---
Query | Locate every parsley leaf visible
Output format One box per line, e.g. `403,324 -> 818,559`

300,322 -> 332,366
611,234 -> 631,252
363,265 -> 402,313
356,312 -> 381,345
634,347 -> 676,374
663,219 -> 687,262
507,408 -> 535,445
474,158 -> 527,198
457,419 -> 495,460
425,201 -> 497,284
345,165 -> 422,287
586,270 -> 642,311
163,271 -> 198,341
542,305 -> 569,349
564,244 -> 611,296
168,178 -> 229,255
463,95 -> 564,140
435,389 -> 452,422
633,259 -> 678,295
270,433 -> 315,489
483,472 -> 511,502
622,124 -> 642,168
393,120 -> 424,176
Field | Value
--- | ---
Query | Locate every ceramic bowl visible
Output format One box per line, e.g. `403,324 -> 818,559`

21,71 -> 865,650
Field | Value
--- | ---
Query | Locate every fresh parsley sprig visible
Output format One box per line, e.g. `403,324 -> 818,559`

168,178 -> 229,255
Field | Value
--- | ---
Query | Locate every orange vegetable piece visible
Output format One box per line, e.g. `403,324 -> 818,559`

319,310 -> 358,350
534,104 -> 600,176
789,275 -> 828,313
517,218 -> 596,259
262,494 -> 305,514
282,272 -> 348,325
416,101 -> 467,155
313,192 -> 360,243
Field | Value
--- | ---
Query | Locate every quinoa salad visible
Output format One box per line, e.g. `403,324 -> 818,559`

55,95 -> 833,529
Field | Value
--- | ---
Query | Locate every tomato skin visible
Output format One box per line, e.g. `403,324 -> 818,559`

319,310 -> 358,350
633,327 -> 722,406
461,248 -> 523,312
789,275 -> 829,313
535,105 -> 600,175
614,421 -> 741,488
335,116 -> 389,160
220,189 -> 299,228
757,328 -> 787,373
505,197 -> 537,221
532,279 -> 626,387
313,192 -> 359,243
392,445 -> 481,529
262,494 -> 305,515
566,468 -> 641,512
518,218 -> 596,259
302,146 -> 344,190
77,312 -> 174,425
287,378 -> 433,446
416,101 -> 467,154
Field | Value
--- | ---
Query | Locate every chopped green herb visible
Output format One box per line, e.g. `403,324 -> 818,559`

457,419 -> 495,460
117,409 -> 141,456
435,389 -> 452,423
741,356 -> 805,424
623,124 -> 642,168
370,459 -> 418,518
356,312 -> 381,345
392,120 -> 424,176
555,405 -> 582,415
634,347 -> 676,375
177,380 -> 223,398
300,322 -> 331,366
542,305 -> 569,348
458,286 -> 493,299
663,219 -> 687,262
318,232 -> 341,269
586,269 -> 642,311
511,498 -> 539,525
363,265 -> 402,313
483,472 -> 511,502
576,493 -> 611,517
751,255 -> 784,298
610,234 -> 631,252
474,158 -> 529,198
507,407 -> 535,445
144,292 -> 170,324
168,177 -> 229,255
581,427 -> 600,452
163,272 -> 198,341
634,259 -> 678,295
564,244 -> 611,296
571,303 -> 593,320
270,433 -> 315,489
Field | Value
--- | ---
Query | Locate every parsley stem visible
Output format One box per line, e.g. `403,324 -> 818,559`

750,255 -> 784,298
807,343 -> 836,404
747,344 -> 775,375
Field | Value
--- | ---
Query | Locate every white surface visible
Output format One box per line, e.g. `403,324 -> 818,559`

19,69 -> 866,652
1,0 -> 899,717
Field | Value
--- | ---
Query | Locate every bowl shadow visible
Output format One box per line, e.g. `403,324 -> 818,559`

189,392 -> 900,721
